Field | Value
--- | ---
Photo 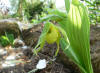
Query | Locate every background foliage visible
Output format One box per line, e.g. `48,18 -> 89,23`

84,0 -> 100,25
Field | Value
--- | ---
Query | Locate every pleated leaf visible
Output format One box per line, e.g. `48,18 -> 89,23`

61,1 -> 93,73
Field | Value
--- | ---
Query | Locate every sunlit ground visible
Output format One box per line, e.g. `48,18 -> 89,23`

0,45 -> 27,68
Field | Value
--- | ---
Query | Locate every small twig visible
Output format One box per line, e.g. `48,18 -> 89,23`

28,69 -> 38,73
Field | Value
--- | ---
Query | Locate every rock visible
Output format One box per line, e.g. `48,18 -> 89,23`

22,24 -> 42,46
14,38 -> 25,47
0,19 -> 21,37
22,47 -> 33,59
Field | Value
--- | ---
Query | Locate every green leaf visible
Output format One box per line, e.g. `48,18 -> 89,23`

7,34 -> 14,45
0,36 -> 9,46
0,33 -> 14,47
61,2 -> 93,73
72,0 -> 79,5
40,9 -> 67,23
64,0 -> 70,13
47,9 -> 67,18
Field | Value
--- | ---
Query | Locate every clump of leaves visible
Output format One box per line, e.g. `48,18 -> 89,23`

24,2 -> 44,20
34,0 -> 94,73
85,0 -> 100,25
0,32 -> 14,47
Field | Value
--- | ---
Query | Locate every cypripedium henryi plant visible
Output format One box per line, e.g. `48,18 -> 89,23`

34,22 -> 61,57
34,0 -> 94,73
